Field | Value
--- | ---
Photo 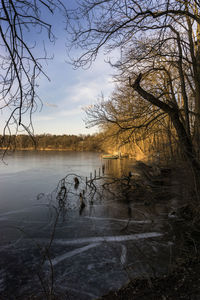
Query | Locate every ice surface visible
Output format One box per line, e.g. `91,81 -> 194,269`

0,152 -> 174,299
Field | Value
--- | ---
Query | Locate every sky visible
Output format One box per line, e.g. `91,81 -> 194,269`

32,2 -> 116,136
32,51 -> 115,135
0,1 -> 116,136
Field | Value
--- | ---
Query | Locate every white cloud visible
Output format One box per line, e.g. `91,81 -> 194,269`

60,106 -> 82,117
62,73 -> 115,108
44,102 -> 58,108
35,115 -> 55,121
69,85 -> 99,104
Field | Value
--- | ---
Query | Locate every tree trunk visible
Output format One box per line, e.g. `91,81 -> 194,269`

186,7 -> 200,153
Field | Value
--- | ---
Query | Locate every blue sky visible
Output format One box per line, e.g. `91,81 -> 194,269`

32,2 -> 116,135
33,2 -> 116,136
0,1 -> 116,136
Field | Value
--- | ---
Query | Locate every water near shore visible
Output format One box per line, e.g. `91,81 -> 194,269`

0,151 -> 174,299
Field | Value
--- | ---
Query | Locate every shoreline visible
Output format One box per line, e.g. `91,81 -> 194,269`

99,256 -> 200,299
0,147 -> 102,152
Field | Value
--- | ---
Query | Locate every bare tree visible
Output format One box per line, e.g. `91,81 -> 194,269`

0,0 -> 67,144
85,78 -> 178,162
85,82 -> 165,144
67,0 -> 200,200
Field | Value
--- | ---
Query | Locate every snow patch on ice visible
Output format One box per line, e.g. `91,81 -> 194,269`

38,232 -> 163,246
46,243 -> 101,266
84,216 -> 152,224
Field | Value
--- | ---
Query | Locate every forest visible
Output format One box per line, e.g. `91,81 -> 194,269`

0,134 -> 102,152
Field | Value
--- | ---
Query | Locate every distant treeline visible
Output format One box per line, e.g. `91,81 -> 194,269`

0,134 -> 102,152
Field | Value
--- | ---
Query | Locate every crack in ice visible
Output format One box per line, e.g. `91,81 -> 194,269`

120,244 -> 127,265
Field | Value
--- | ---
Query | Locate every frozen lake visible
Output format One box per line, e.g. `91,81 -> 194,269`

0,151 -> 173,299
